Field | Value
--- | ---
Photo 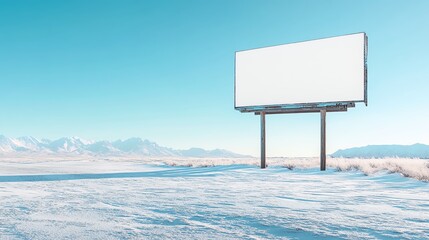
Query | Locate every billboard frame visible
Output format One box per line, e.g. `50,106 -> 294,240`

234,32 -> 368,113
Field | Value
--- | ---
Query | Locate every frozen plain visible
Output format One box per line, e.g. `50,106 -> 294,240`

0,157 -> 428,240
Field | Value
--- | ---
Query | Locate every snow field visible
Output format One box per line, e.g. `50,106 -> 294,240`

0,159 -> 428,239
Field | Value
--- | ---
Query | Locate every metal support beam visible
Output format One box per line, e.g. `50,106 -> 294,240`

242,102 -> 354,114
320,109 -> 326,171
260,112 -> 266,169
252,104 -> 349,115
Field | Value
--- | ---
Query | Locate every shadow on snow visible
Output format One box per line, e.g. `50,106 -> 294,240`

0,165 -> 253,183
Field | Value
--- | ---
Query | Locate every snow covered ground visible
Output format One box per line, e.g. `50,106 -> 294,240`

0,158 -> 428,239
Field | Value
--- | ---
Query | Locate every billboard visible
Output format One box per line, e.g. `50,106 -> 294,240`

235,33 -> 367,111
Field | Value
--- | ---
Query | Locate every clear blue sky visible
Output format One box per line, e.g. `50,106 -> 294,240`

1,0 -> 428,157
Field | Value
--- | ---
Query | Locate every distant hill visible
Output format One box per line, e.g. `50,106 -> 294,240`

331,144 -> 429,158
0,135 -> 250,158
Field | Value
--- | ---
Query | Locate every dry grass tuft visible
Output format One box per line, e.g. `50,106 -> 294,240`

161,157 -> 429,181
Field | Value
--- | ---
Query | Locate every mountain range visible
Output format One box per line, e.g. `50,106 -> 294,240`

331,143 -> 429,159
0,135 -> 249,158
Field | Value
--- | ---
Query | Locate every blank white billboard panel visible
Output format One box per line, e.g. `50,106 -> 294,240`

235,33 -> 367,109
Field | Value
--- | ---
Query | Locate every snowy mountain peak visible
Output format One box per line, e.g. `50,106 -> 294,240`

0,135 -> 249,158
331,144 -> 429,158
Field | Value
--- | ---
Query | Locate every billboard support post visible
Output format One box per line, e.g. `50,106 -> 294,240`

261,111 -> 266,169
320,109 -> 326,171
235,33 -> 368,171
